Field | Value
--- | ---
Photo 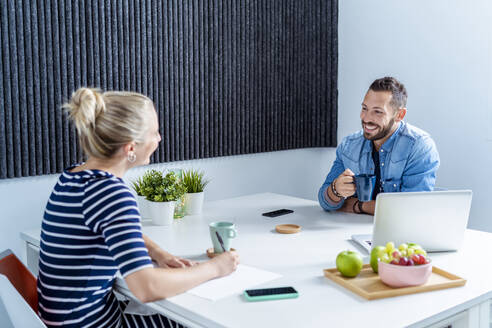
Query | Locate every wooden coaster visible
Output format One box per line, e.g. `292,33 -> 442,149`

275,224 -> 301,234
206,248 -> 236,258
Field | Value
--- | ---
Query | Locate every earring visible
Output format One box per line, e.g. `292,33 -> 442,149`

127,151 -> 136,163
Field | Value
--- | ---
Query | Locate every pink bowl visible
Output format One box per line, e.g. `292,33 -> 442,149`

378,261 -> 432,288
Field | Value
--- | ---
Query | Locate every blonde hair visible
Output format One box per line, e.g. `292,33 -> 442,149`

64,88 -> 154,159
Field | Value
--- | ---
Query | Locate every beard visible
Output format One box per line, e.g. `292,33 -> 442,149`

361,117 -> 396,141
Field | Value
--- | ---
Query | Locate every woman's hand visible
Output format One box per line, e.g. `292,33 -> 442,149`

155,251 -> 197,268
142,234 -> 196,268
210,251 -> 240,277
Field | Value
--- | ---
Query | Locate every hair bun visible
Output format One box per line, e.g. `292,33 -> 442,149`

65,88 -> 106,132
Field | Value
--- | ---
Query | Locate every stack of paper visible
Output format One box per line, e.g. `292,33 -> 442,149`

186,264 -> 282,301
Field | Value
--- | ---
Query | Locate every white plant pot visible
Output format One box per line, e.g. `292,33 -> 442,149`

185,192 -> 204,215
136,195 -> 150,220
147,200 -> 176,226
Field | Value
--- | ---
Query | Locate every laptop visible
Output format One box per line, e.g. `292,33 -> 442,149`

352,190 -> 472,253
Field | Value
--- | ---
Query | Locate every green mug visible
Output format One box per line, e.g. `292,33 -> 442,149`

209,221 -> 237,253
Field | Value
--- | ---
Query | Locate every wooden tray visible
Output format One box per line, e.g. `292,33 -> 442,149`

323,264 -> 466,300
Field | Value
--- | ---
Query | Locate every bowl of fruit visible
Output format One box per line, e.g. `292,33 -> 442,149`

373,242 -> 432,288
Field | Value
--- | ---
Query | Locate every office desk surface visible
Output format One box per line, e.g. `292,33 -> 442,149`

22,193 -> 492,328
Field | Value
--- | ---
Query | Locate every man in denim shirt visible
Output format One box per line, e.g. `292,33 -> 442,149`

319,77 -> 440,215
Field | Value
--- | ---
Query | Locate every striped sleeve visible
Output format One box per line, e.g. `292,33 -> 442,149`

82,177 -> 153,277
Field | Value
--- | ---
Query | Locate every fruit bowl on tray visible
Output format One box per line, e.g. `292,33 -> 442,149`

378,260 -> 432,288
370,242 -> 433,288
326,241 -> 466,299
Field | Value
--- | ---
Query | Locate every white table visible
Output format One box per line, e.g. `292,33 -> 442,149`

21,193 -> 492,328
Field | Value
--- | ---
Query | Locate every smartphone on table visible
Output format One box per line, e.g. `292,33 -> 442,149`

261,209 -> 294,218
243,286 -> 299,302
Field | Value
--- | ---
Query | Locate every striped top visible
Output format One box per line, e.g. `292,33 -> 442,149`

37,167 -> 153,328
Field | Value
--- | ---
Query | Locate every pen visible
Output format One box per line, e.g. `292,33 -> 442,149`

215,231 -> 226,252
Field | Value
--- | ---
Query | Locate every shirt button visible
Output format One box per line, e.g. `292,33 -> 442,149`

381,163 -> 384,166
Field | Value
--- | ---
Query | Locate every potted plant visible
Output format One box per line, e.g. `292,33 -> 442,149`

170,168 -> 186,219
140,170 -> 187,226
182,169 -> 210,215
131,175 -> 150,220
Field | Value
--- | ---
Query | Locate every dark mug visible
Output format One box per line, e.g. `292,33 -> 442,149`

354,174 -> 376,202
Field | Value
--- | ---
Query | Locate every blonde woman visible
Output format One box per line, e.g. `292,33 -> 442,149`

37,88 -> 239,328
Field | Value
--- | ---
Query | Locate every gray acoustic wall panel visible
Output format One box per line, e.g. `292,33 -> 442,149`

0,0 -> 338,179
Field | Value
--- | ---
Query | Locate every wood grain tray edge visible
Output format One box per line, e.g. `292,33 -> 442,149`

323,264 -> 467,300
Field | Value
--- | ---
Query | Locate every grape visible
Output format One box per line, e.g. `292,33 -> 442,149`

398,243 -> 408,251
416,254 -> 427,265
398,257 -> 409,266
386,242 -> 395,252
381,254 -> 391,263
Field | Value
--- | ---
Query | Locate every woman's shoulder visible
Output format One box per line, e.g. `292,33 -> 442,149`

82,171 -> 131,196
57,165 -> 129,194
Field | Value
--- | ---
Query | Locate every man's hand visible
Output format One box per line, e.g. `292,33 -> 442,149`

334,169 -> 356,198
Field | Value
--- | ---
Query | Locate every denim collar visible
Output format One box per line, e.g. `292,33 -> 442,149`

362,121 -> 403,153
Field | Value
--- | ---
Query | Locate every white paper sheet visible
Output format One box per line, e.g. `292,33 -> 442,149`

186,264 -> 282,301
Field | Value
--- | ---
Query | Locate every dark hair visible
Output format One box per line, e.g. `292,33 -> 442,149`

369,77 -> 407,110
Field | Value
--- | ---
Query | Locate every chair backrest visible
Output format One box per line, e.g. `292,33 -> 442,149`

0,274 -> 46,327
0,249 -> 38,313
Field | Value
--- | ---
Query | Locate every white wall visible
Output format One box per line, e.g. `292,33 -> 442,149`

339,0 -> 492,232
0,149 -> 335,260
2,0 -> 491,261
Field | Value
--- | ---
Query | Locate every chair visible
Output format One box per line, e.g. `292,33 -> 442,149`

0,274 -> 46,327
0,249 -> 39,315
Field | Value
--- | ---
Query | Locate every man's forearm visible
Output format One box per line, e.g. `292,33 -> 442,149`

360,201 -> 375,215
326,182 -> 344,204
319,183 -> 344,211
340,199 -> 375,215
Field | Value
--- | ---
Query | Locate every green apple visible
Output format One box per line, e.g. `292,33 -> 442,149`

336,250 -> 363,277
408,242 -> 422,250
370,246 -> 386,273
